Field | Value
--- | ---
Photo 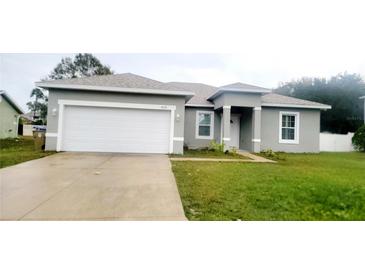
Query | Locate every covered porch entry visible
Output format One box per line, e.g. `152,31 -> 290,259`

217,106 -> 261,152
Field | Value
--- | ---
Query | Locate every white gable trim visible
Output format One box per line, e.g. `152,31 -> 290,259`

36,83 -> 194,99
185,104 -> 214,108
262,103 -> 331,110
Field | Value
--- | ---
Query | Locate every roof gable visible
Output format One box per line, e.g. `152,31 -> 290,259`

219,82 -> 271,92
0,91 -> 24,114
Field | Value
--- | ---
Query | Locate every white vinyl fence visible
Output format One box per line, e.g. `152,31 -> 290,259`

320,132 -> 355,152
22,125 -> 33,136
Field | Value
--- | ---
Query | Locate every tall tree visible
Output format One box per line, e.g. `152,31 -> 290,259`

28,54 -> 113,124
48,53 -> 113,80
26,88 -> 48,124
275,73 -> 365,133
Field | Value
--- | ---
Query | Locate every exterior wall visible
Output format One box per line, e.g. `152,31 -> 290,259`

184,107 -> 220,149
261,107 -> 320,153
0,96 -> 19,139
45,89 -> 186,154
214,92 -> 261,109
239,109 -> 252,151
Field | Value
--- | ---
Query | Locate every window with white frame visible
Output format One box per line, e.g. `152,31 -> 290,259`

196,111 -> 214,139
279,112 -> 299,144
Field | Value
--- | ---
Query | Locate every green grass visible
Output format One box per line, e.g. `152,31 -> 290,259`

171,149 -> 249,159
172,152 -> 365,220
0,137 -> 55,168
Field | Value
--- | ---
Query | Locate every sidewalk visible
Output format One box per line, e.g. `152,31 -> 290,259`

170,151 -> 276,163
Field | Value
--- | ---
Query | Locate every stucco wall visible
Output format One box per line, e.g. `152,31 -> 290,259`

0,96 -> 19,139
214,92 -> 261,109
184,107 -> 221,149
260,107 -> 320,153
45,89 -> 186,153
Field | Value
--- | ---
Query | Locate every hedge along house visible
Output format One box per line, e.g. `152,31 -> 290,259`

36,73 -> 331,154
0,90 -> 24,139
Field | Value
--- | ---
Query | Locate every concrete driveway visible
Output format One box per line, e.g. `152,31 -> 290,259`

0,153 -> 186,220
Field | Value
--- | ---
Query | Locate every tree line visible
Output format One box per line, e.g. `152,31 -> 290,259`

275,73 -> 365,133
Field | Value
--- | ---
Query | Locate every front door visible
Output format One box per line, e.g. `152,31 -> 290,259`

221,114 -> 240,149
229,115 -> 240,149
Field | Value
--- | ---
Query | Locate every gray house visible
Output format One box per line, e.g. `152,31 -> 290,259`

36,73 -> 331,154
0,90 -> 24,139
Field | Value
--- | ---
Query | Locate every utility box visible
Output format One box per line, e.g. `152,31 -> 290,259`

33,130 -> 46,150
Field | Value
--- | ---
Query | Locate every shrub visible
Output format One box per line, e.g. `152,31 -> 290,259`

261,148 -> 286,161
352,125 -> 365,152
231,147 -> 238,155
208,140 -> 224,152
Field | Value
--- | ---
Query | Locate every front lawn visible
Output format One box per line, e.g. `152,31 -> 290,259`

171,149 -> 249,159
172,152 -> 365,220
0,137 -> 55,168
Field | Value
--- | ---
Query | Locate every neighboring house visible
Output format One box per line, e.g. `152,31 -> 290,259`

0,91 -> 24,139
20,112 -> 35,124
36,73 -> 331,154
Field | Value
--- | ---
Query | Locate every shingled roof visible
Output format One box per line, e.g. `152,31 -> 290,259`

39,73 -> 176,91
165,82 -> 216,106
36,73 -> 330,109
261,93 -> 331,109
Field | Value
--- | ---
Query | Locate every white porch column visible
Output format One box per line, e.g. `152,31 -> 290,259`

222,105 -> 231,150
252,107 -> 261,153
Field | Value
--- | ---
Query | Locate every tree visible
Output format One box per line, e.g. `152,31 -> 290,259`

275,73 -> 365,133
28,54 -> 114,124
48,53 -> 113,80
26,88 -> 48,124
352,125 -> 365,152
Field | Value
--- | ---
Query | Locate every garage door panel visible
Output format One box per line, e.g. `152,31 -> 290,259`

62,106 -> 171,153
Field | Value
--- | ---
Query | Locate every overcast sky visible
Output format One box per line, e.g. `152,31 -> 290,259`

1,53 -> 365,111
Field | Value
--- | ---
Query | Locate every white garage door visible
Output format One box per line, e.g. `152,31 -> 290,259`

61,105 -> 171,153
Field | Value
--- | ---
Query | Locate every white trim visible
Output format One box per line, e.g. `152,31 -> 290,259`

169,109 -> 175,153
56,99 -> 176,153
173,137 -> 184,141
185,104 -> 214,108
223,137 -> 231,141
58,99 -> 176,110
36,83 -> 194,98
56,103 -> 64,151
279,111 -> 300,144
195,110 -> 214,140
45,132 -> 58,137
262,103 -> 331,110
360,96 -> 365,99
253,107 -> 262,111
223,105 -> 231,109
219,87 -> 271,93
252,139 -> 261,143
